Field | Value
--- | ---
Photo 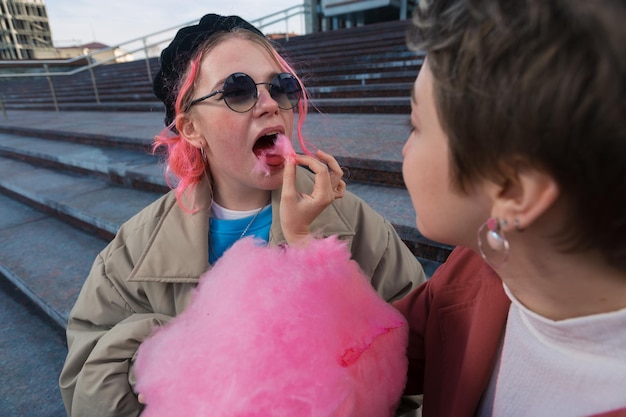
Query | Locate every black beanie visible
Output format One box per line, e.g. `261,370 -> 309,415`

153,14 -> 264,126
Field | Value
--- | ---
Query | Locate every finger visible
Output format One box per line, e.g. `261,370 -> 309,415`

334,179 -> 346,198
315,150 -> 346,194
294,154 -> 333,182
316,149 -> 343,179
281,155 -> 298,201
295,153 -> 325,171
294,154 -> 334,200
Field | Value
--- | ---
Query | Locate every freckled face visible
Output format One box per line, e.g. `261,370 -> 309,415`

187,36 -> 295,201
402,61 -> 488,248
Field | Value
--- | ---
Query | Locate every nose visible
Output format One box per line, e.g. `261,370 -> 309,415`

253,84 -> 279,114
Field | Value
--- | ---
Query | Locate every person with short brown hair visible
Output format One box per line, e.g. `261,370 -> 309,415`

394,0 -> 626,415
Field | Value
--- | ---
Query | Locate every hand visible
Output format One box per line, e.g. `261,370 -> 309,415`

280,150 -> 346,246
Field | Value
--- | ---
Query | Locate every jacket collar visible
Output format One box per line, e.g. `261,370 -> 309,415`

128,178 -> 212,283
129,167 -> 354,283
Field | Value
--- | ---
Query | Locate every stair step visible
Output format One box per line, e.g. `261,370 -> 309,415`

0,156 -> 163,239
0,143 -> 444,258
0,132 -> 164,191
0,19 -> 439,417
0,276 -> 68,416
0,192 -> 109,328
0,149 -> 448,334
0,124 -> 451,257
0,110 -> 453,356
0,112 -> 444,249
0,111 -> 413,187
0,20 -> 420,115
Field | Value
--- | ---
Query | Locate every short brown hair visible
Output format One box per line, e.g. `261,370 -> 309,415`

408,0 -> 626,270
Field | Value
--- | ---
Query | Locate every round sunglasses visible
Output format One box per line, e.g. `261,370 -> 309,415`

187,72 -> 302,113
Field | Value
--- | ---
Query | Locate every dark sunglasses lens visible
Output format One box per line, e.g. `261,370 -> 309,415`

272,73 -> 302,110
222,73 -> 257,112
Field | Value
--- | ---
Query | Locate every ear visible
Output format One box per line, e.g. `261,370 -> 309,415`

489,162 -> 560,232
176,113 -> 206,150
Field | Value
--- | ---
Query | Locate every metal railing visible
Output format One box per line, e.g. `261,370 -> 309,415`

0,4 -> 309,113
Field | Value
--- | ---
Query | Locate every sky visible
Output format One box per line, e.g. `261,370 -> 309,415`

45,0 -> 305,47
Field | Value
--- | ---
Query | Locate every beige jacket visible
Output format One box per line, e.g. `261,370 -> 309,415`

59,167 -> 425,417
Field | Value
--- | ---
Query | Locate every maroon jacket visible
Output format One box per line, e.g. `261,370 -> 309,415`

394,246 -> 626,417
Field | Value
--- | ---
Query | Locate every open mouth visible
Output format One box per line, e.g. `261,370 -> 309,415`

252,133 -> 296,176
253,133 -> 279,158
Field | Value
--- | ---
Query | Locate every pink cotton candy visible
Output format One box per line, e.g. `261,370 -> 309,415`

134,236 -> 408,417
253,133 -> 296,176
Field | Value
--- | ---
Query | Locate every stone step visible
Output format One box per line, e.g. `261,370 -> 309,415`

0,158 -> 159,344
0,131 -> 164,192
5,90 -> 417,114
0,19 -> 434,416
0,155 -> 447,335
0,137 -> 449,344
0,110 -> 452,271
0,191 -> 108,329
0,20 -> 419,115
0,276 -> 69,416
0,136 -> 450,262
1,98 -> 411,115
0,111 -> 411,187
0,156 -> 163,240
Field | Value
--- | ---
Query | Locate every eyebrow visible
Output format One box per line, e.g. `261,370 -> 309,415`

210,76 -> 228,92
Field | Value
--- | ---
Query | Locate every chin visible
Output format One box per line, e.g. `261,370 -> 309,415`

257,171 -> 284,190
416,221 -> 451,247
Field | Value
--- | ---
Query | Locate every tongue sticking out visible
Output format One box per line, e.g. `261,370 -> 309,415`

253,134 -> 296,176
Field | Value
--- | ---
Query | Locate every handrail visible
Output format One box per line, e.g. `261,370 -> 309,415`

0,4 -> 309,115
0,4 -> 308,78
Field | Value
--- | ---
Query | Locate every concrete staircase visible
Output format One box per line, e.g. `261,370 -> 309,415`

0,111 -> 451,298
0,19 -> 443,416
0,110 -> 450,415
0,20 -> 420,114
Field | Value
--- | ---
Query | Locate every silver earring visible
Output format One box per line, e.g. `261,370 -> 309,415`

477,217 -> 510,268
200,147 -> 207,162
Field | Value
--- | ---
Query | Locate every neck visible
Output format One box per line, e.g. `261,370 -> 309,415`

212,188 -> 271,211
499,245 -> 626,321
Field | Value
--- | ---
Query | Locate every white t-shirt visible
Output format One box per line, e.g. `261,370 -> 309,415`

478,284 -> 626,417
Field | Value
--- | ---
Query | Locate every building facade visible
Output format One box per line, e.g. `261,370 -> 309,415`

304,0 -> 415,33
0,0 -> 53,59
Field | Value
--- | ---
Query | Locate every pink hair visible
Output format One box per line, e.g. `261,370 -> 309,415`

153,32 -> 314,212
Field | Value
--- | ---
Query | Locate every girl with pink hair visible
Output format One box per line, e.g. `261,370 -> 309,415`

59,13 -> 424,417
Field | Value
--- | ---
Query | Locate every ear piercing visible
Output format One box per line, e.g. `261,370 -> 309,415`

477,217 -> 510,268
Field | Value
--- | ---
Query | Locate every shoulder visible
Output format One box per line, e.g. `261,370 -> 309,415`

116,191 -> 177,235
435,247 -> 489,279
122,191 -> 178,230
394,247 -> 507,335
423,246 -> 504,306
102,190 -> 178,258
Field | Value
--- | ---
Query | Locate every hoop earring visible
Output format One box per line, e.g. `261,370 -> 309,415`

477,217 -> 510,268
